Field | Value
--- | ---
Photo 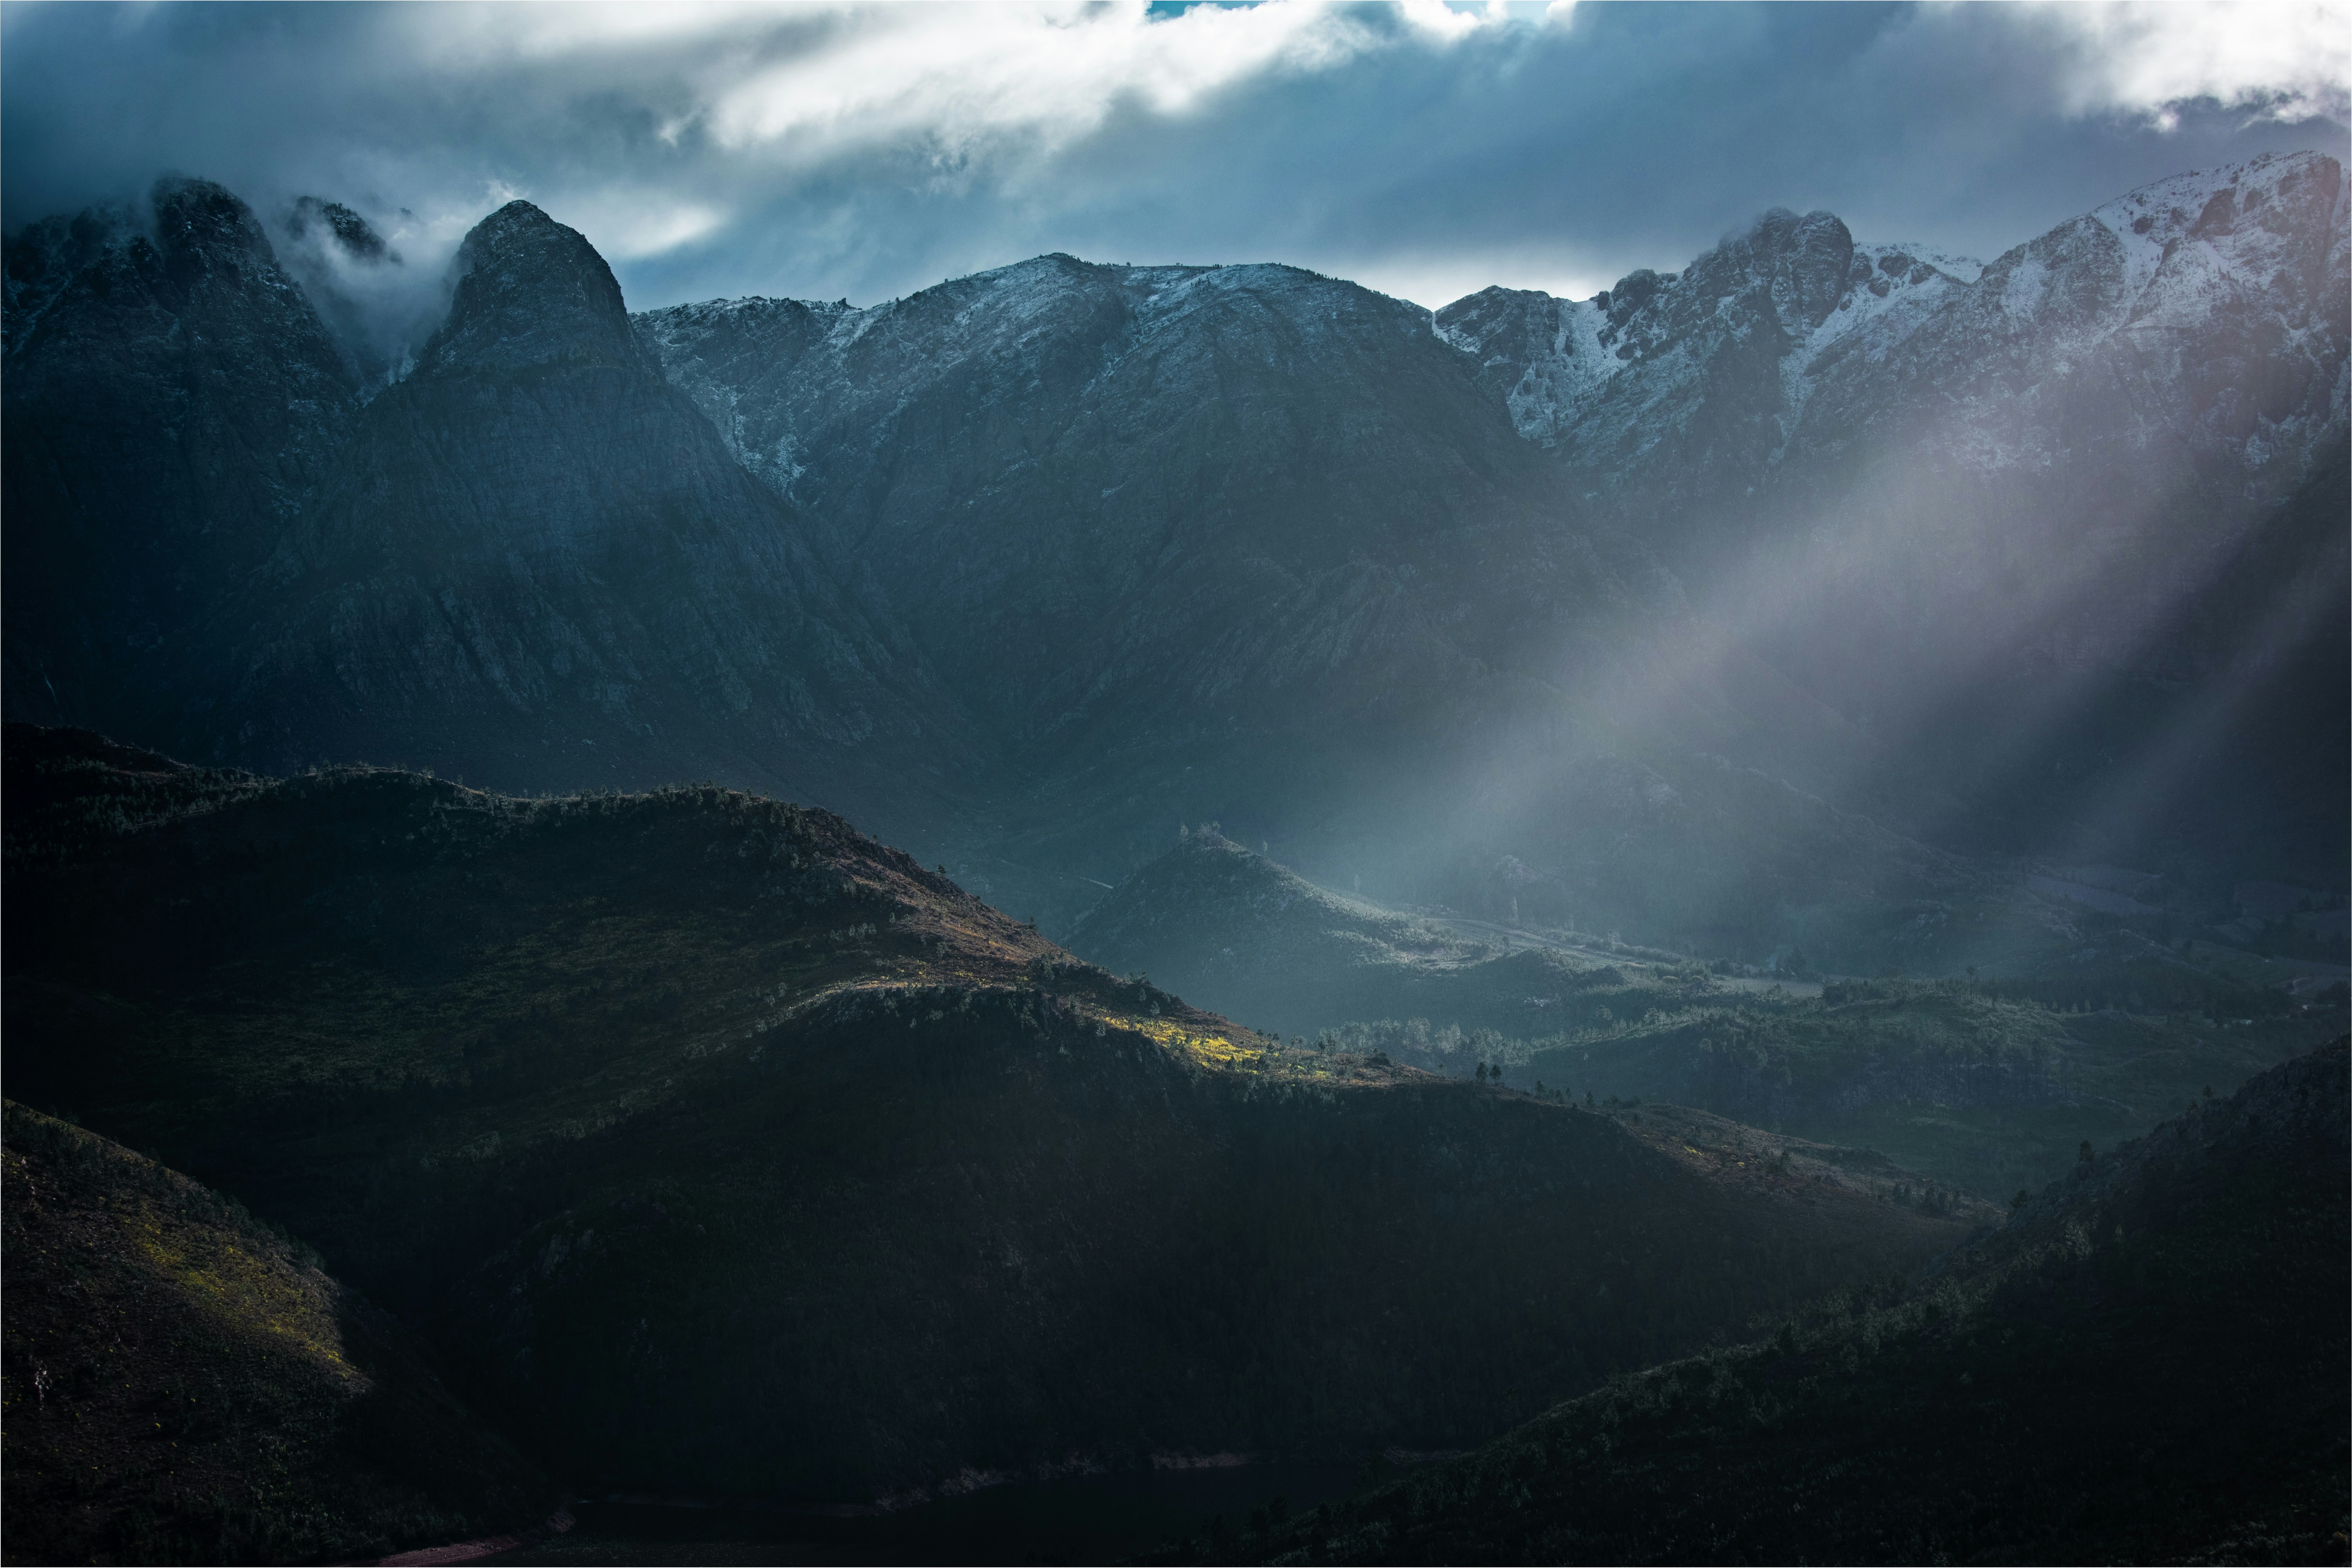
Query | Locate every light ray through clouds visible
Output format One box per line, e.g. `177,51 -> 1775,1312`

1433,341 -> 2341,907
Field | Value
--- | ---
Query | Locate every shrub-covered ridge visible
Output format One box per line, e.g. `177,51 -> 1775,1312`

1220,1038 -> 2351,1565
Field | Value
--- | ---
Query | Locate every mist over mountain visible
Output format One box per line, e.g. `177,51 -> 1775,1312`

211,200 -> 983,839
3,178 -> 358,744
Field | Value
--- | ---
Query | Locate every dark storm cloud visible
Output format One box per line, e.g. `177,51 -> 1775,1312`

4,1 -> 2344,315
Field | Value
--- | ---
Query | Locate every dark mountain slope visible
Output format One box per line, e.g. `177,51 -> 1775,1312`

2,178 -> 356,738
641,258 -> 1603,742
207,202 -> 981,834
3,724 -> 1980,1503
635,249 -> 1972,939
0,1100 -> 554,1565
1236,1039 -> 2351,1566
637,260 -> 1730,911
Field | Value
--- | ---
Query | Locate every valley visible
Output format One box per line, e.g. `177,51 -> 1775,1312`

1063,826 -> 2342,1199
4,725 -> 1986,1532
0,71 -> 2343,1565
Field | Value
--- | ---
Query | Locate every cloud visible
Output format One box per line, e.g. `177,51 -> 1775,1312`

2,0 -> 2342,329
551,193 -> 732,260
693,3 -> 1404,163
2024,0 -> 2352,128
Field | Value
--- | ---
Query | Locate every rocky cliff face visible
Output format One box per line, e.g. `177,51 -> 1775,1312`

640,256 -> 1624,754
1436,151 -> 2345,559
1437,154 -> 2345,633
1792,153 -> 2347,516
1767,154 -> 2348,686
1435,215 -> 1979,486
208,202 -> 978,831
2,178 -> 357,737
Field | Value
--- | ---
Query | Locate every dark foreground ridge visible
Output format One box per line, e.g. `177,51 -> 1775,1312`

0,1101 -> 555,1564
3,724 -> 1981,1509
1213,1038 -> 2352,1566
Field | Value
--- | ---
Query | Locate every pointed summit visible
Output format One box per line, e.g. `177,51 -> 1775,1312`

420,200 -> 649,378
151,176 -> 276,268
1711,206 -> 1855,334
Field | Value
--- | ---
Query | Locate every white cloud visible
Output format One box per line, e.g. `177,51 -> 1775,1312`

2025,1 -> 2351,127
694,4 -> 1412,165
385,2 -> 1517,176
553,195 -> 732,259
342,1 -> 1536,261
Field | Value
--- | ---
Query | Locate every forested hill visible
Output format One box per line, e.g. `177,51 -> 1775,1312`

5,722 -> 1982,1503
1224,1037 -> 2351,1566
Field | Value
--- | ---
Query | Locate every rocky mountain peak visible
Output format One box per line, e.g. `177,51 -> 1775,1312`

1597,267 -> 1673,326
419,200 -> 650,379
1691,205 -> 1855,335
151,176 -> 274,266
2,203 -> 139,351
287,196 -> 399,266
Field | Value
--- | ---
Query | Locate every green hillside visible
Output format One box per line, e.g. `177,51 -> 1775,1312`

2,725 -> 1980,1507
1070,833 -> 2340,1201
0,1101 -> 554,1565
1223,1038 -> 2351,1566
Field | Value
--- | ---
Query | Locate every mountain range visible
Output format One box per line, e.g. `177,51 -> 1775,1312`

5,151 -> 2345,962
7,108 -> 2346,1567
